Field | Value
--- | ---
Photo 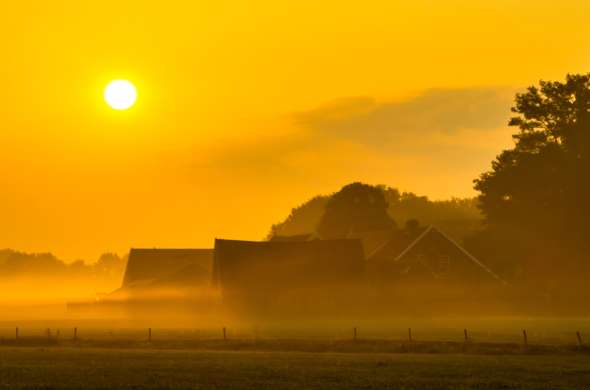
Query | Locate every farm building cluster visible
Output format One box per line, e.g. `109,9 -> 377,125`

71,226 -> 506,317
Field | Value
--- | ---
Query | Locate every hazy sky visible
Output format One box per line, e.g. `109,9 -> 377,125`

3,1 -> 590,260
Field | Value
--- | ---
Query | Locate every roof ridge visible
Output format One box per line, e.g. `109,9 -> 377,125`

366,239 -> 392,261
392,225 -> 434,263
431,226 -> 507,285
130,248 -> 212,251
393,225 -> 507,285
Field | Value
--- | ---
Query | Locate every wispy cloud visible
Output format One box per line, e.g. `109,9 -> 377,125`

294,87 -> 515,151
191,87 -> 517,200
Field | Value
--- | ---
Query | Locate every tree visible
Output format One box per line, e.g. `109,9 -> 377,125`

266,196 -> 329,239
267,185 -> 480,241
404,219 -> 421,235
317,182 -> 396,239
473,73 -> 590,277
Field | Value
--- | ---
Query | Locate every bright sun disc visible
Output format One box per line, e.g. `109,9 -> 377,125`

104,80 -> 137,110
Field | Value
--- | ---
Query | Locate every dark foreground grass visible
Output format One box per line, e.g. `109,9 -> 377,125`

0,347 -> 589,389
2,337 -> 589,355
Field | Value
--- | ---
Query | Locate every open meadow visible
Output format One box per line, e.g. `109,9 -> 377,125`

1,346 -> 590,389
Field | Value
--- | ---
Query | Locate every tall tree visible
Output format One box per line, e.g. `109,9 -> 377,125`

474,73 -> 590,274
317,182 -> 396,239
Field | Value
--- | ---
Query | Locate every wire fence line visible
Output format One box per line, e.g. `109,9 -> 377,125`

0,326 -> 587,352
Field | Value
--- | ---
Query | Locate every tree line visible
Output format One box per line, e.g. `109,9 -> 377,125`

0,250 -> 126,288
268,186 -> 481,243
468,73 -> 590,287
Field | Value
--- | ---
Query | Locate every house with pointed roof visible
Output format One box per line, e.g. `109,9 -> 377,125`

364,225 -> 506,287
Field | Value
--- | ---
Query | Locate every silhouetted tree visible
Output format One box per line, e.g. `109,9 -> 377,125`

266,196 -> 329,239
473,73 -> 590,279
317,182 -> 396,238
268,185 -> 480,241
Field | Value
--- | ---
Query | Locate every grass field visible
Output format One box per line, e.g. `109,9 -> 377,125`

0,346 -> 589,389
1,317 -> 590,389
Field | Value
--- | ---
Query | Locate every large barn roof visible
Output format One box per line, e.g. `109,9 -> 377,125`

213,238 -> 365,294
122,248 -> 213,287
364,226 -> 506,284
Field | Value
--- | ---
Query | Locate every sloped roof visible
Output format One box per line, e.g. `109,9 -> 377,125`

364,229 -> 421,262
347,229 -> 399,259
393,226 -> 506,284
269,234 -> 316,242
122,248 -> 213,287
362,226 -> 506,284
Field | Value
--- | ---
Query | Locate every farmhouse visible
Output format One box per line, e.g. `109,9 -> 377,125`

362,225 -> 506,287
69,227 -> 505,316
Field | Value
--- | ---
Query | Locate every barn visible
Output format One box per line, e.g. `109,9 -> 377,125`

68,248 -> 215,318
102,247 -> 215,309
121,248 -> 214,289
212,238 -> 366,313
68,228 -> 504,317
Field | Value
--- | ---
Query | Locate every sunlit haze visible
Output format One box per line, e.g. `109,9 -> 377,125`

4,0 -> 590,260
4,2 -> 590,388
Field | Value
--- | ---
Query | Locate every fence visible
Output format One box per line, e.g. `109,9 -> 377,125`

1,325 -> 587,353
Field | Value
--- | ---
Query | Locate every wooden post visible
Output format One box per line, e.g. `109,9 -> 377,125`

47,328 -> 51,340
522,329 -> 528,348
148,328 -> 152,342
56,329 -> 60,339
464,328 -> 469,342
576,331 -> 583,347
15,327 -> 18,341
408,328 -> 412,343
353,327 -> 357,341
223,327 -> 227,341
74,327 -> 77,341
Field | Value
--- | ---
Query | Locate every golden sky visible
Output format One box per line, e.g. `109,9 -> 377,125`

3,1 -> 590,260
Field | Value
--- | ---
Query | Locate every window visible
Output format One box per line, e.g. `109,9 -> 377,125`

437,255 -> 451,275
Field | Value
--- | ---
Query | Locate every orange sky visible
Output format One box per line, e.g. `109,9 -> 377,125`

3,1 -> 590,260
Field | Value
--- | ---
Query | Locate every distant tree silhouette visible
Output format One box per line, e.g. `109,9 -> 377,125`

94,252 -> 126,278
267,185 -> 480,241
267,196 -> 329,239
473,73 -> 590,279
0,249 -> 126,289
317,182 -> 396,238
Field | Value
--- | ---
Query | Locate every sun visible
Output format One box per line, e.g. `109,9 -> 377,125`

104,80 -> 137,110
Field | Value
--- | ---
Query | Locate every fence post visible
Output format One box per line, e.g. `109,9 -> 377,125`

223,327 -> 227,341
576,331 -> 583,347
47,328 -> 51,340
148,328 -> 152,342
464,328 -> 469,342
353,327 -> 357,341
74,327 -> 77,341
522,329 -> 528,349
15,327 -> 19,341
408,328 -> 412,343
